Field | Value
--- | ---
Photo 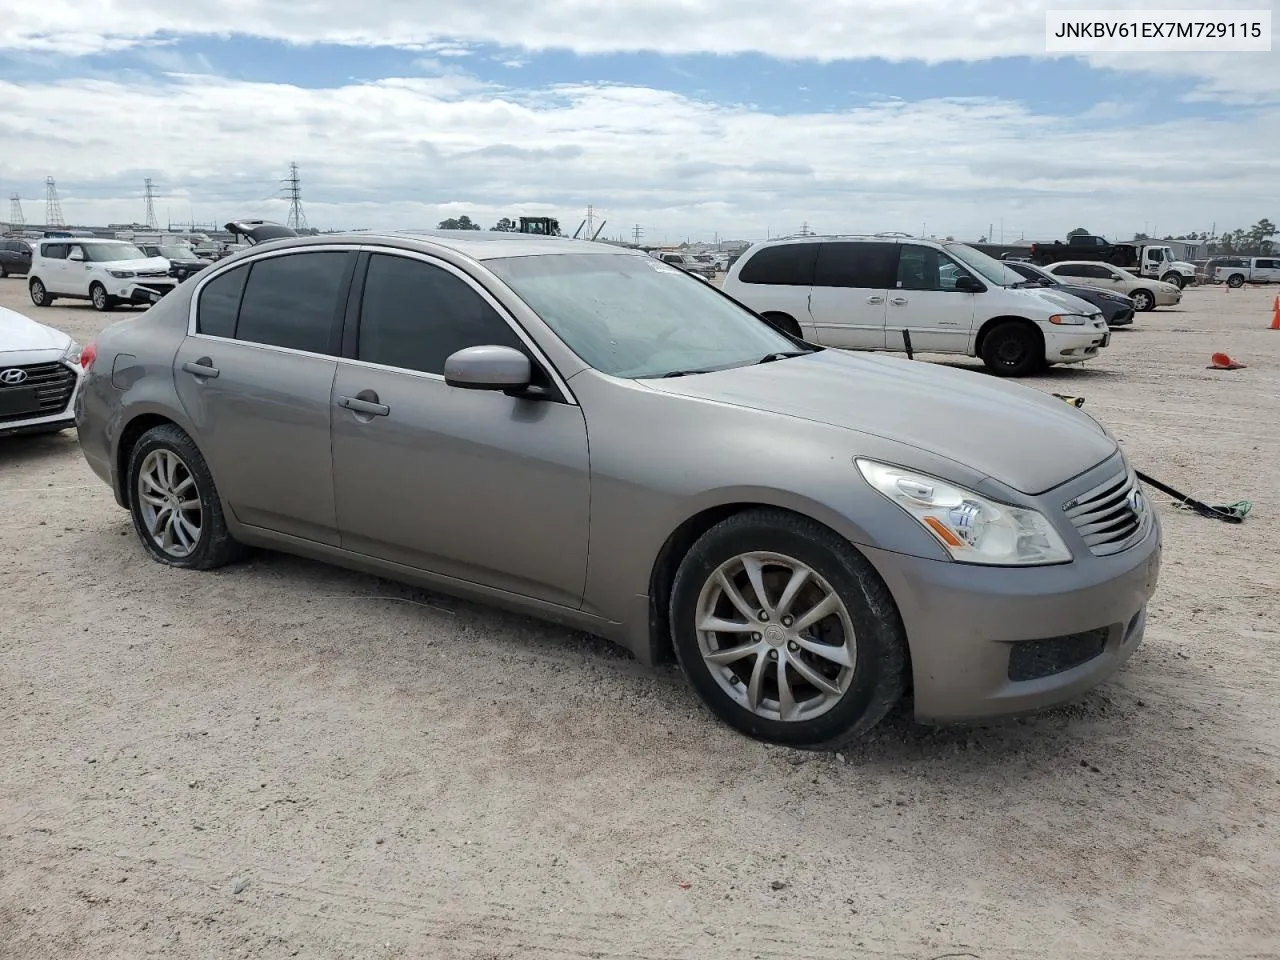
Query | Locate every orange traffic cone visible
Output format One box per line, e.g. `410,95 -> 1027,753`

1209,352 -> 1247,369
1271,298 -> 1280,330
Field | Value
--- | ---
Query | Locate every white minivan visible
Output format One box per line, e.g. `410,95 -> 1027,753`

721,235 -> 1110,376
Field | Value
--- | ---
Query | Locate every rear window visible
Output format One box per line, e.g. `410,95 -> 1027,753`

737,243 -> 818,286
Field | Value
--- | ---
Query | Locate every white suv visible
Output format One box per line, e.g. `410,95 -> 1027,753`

722,235 -> 1110,376
28,238 -> 176,312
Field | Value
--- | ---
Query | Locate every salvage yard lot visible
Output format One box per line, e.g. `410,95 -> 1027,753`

2,278 -> 1278,959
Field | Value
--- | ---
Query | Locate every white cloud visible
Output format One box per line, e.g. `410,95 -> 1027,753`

2,0 -> 1276,101
0,73 -> 1274,240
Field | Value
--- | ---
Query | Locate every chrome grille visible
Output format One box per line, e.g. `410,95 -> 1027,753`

0,361 -> 77,423
1062,468 -> 1150,557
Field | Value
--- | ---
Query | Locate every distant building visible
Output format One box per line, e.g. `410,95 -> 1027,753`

1160,238 -> 1207,260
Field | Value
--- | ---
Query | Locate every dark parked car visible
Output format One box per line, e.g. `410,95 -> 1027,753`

1004,260 -> 1134,327
137,244 -> 215,283
0,238 -> 33,277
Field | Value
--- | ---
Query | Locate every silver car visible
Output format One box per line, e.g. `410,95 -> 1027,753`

75,232 -> 1161,747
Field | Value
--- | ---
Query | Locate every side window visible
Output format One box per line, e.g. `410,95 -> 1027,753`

1085,265 -> 1118,279
1257,259 -> 1277,270
813,242 -> 897,289
895,245 -> 966,291
1052,264 -> 1088,278
196,265 -> 249,338
737,243 -> 818,286
43,243 -> 68,259
236,252 -> 349,354
357,254 -> 524,376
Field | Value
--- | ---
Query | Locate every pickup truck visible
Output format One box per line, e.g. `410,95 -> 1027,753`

1029,234 -> 1195,288
1214,257 -> 1280,287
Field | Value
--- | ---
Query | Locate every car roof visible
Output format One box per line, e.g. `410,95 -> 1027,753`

242,230 -> 633,263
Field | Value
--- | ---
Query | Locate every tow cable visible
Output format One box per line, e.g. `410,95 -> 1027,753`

1051,394 -> 1251,524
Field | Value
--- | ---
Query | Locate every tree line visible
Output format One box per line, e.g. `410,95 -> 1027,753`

436,215 -> 520,232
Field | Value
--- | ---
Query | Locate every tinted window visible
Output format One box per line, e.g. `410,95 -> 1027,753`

813,242 -> 897,288
1257,260 -> 1278,269
1052,263 -> 1090,278
357,254 -> 523,375
896,245 -> 970,292
737,243 -> 818,285
42,244 -> 68,259
197,265 -> 249,338
236,252 -> 349,354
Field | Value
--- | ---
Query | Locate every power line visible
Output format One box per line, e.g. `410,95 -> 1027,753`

283,162 -> 308,231
9,193 -> 24,228
143,178 -> 157,229
45,177 -> 65,228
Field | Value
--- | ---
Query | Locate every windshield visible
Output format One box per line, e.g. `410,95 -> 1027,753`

1009,261 -> 1056,284
486,253 -> 803,378
82,243 -> 146,262
157,245 -> 193,259
943,243 -> 1025,286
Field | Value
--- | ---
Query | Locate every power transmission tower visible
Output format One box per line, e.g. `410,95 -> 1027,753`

283,162 -> 308,231
45,177 -> 65,228
143,178 -> 158,228
9,193 -> 25,228
585,204 -> 595,239
631,223 -> 644,247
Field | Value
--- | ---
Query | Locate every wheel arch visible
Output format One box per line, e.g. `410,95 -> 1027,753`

642,500 -> 912,685
974,314 -> 1045,356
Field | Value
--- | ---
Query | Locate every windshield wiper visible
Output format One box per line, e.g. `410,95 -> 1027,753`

756,350 -> 811,364
660,368 -> 715,378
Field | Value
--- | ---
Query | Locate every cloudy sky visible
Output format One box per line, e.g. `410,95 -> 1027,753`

1,1 -> 1275,242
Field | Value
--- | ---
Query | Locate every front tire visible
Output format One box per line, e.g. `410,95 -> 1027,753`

980,320 -> 1044,377
1226,274 -> 1245,289
669,509 -> 908,749
127,424 -> 246,570
29,277 -> 53,306
90,282 -> 115,312
1131,289 -> 1155,311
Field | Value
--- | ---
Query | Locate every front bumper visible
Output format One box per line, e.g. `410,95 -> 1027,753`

1045,325 -> 1109,363
109,277 -> 176,304
862,516 -> 1161,723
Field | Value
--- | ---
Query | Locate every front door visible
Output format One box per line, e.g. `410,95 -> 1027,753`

805,241 -> 897,349
330,251 -> 590,608
1254,259 -> 1280,282
885,244 -> 976,354
173,249 -> 355,545
65,244 -> 94,297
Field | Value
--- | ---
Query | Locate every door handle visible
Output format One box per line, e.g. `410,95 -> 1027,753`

181,357 -> 219,379
889,296 -> 908,305
865,295 -> 884,304
337,394 -> 390,417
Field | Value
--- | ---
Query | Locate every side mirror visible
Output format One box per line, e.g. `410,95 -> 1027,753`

68,249 -> 85,262
443,345 -> 532,393
954,275 -> 983,292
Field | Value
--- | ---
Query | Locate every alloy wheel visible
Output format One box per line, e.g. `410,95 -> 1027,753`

136,449 -> 203,558
694,551 -> 856,722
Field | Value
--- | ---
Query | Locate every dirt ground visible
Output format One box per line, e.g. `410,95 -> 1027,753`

2,276 -> 1278,960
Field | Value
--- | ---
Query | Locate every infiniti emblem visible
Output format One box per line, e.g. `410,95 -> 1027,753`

1126,487 -> 1143,514
0,368 -> 28,385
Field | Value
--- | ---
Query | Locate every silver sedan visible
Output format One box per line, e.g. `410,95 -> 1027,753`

75,231 -> 1161,747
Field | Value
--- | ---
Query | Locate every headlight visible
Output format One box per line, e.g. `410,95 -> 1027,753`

61,340 -> 81,364
108,270 -> 135,279
1048,313 -> 1090,325
856,459 -> 1073,566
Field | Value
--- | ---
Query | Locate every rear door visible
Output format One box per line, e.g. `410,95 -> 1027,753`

1254,258 -> 1280,282
37,242 -> 70,293
173,247 -> 357,545
329,250 -> 590,606
806,241 -> 895,349
728,242 -> 818,335
885,244 -> 976,354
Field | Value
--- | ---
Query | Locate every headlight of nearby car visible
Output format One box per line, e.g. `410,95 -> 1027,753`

1047,313 -> 1092,325
108,270 -> 136,279
856,459 -> 1073,566
61,340 -> 82,365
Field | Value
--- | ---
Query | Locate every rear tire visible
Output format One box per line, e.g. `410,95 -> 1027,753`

1131,289 -> 1155,311
980,320 -> 1044,377
761,312 -> 803,338
126,424 -> 247,571
29,277 -> 53,306
669,508 -> 908,749
1160,273 -> 1183,289
90,282 -> 115,312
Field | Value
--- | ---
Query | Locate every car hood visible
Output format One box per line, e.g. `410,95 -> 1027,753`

642,350 -> 1117,495
100,256 -> 172,272
0,306 -> 70,352
1025,286 -> 1102,315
